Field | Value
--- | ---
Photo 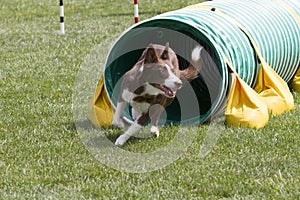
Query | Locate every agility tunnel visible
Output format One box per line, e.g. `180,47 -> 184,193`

90,0 -> 300,129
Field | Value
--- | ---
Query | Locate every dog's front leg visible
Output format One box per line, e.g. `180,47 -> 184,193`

149,105 -> 165,137
112,101 -> 127,129
115,113 -> 150,146
115,121 -> 142,146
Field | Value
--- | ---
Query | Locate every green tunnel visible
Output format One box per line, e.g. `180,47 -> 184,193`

103,0 -> 300,125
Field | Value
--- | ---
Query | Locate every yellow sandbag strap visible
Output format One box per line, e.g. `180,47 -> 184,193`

89,74 -> 114,128
257,0 -> 300,96
184,4 -> 222,16
276,0 -> 300,25
186,2 -> 300,25
221,12 -> 295,115
222,10 -> 294,115
186,4 -> 294,115
275,1 -> 300,92
292,67 -> 300,92
281,0 -> 300,92
185,4 -> 212,10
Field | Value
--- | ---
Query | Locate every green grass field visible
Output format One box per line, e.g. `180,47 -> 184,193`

1,0 -> 299,199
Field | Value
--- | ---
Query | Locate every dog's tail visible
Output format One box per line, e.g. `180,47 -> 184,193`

180,45 -> 203,82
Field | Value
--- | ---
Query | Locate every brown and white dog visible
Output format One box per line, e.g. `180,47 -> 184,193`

112,42 -> 202,145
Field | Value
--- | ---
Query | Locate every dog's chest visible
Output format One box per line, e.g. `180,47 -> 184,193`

121,85 -> 164,114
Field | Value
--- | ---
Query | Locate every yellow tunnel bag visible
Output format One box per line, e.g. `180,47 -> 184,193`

292,67 -> 300,92
225,73 -> 269,129
89,74 -> 114,128
254,60 -> 294,115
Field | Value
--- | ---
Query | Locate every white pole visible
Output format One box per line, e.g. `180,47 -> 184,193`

60,0 -> 65,34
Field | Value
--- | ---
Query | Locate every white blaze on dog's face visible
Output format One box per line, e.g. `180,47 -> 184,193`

140,44 -> 182,98
164,64 -> 182,91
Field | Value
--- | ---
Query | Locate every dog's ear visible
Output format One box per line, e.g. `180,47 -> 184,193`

144,44 -> 159,64
160,42 -> 170,60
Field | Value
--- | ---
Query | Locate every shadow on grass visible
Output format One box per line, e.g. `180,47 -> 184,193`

69,118 -> 127,145
70,118 -> 169,151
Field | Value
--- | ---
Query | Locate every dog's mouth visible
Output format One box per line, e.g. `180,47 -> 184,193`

150,83 -> 175,97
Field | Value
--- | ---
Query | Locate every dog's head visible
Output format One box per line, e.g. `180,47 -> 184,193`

137,43 -> 183,98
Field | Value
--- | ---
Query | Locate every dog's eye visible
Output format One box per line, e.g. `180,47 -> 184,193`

160,68 -> 167,74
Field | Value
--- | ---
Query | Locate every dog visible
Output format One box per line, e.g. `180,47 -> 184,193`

112,42 -> 202,145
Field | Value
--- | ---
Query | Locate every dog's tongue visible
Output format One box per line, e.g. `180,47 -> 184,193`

164,88 -> 174,97
154,84 -> 174,97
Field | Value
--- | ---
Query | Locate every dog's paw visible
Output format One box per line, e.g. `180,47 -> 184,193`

150,126 -> 159,137
115,134 -> 130,146
112,118 -> 126,129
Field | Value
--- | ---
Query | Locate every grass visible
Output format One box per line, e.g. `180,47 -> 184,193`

1,0 -> 299,199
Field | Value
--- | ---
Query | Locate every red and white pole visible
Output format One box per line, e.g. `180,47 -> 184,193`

134,0 -> 139,23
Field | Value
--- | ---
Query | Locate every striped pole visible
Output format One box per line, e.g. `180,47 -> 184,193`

134,0 -> 139,23
60,0 -> 65,34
